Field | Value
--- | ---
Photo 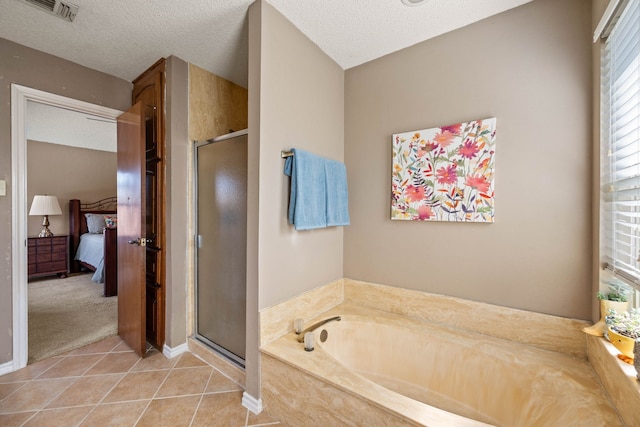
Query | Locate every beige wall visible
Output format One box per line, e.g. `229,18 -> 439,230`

165,55 -> 190,351
256,2 -> 345,310
0,37 -> 131,364
344,0 -> 593,320
246,0 -> 345,400
27,140 -> 116,237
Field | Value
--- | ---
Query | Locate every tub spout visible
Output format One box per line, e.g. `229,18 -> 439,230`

296,316 -> 341,343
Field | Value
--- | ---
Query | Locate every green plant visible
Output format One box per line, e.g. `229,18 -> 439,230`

607,308 -> 640,340
597,280 -> 632,302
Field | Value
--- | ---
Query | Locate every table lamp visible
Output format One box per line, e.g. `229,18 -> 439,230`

29,195 -> 62,237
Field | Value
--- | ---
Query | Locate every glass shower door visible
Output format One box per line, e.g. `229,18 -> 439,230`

195,131 -> 247,366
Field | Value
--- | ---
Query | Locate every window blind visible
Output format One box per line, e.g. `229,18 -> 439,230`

601,0 -> 640,286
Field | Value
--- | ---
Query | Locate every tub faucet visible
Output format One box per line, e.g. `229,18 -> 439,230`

296,316 -> 341,342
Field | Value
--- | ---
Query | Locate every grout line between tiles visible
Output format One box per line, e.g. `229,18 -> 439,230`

243,405 -> 250,427
17,410 -> 39,427
22,352 -> 112,424
131,352 -> 178,426
190,351 -> 245,390
0,381 -> 28,404
76,349 -> 146,426
188,368 -> 214,427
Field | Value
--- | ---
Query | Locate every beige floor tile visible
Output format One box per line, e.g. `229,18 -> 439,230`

0,382 -> 26,400
0,411 -> 37,426
174,352 -> 208,369
46,374 -> 123,408
84,352 -> 141,375
155,366 -> 212,398
0,378 -> 75,413
23,406 -> 93,426
111,340 -> 134,353
69,336 -> 123,355
102,370 -> 169,403
35,354 -> 104,379
247,410 -> 282,426
191,391 -> 247,427
79,400 -> 150,427
130,349 -> 177,372
0,358 -> 61,384
205,371 -> 243,393
136,396 -> 201,427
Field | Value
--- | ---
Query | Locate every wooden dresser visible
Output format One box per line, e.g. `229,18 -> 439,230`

28,235 -> 68,280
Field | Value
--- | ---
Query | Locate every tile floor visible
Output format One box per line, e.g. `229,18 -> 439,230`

0,336 -> 281,427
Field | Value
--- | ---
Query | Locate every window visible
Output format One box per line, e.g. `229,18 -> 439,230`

600,0 -> 640,308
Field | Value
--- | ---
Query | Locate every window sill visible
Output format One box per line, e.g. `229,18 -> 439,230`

586,335 -> 639,426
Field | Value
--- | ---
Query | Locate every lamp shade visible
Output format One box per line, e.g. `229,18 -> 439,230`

29,195 -> 62,216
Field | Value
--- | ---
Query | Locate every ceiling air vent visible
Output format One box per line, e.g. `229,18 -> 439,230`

19,0 -> 79,22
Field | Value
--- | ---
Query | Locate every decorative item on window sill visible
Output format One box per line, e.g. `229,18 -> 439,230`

29,195 -> 62,237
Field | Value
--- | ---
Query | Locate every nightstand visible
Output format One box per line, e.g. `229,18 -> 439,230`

28,235 -> 68,280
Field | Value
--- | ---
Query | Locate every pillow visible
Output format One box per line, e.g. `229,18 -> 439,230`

104,215 -> 117,229
85,213 -> 106,234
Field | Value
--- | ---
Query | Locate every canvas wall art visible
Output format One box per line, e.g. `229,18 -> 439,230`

391,117 -> 496,222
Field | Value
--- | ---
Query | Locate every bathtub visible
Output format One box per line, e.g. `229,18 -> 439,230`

261,303 -> 622,427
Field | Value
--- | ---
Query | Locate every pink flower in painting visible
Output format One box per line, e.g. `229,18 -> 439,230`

417,205 -> 433,220
404,185 -> 426,203
436,164 -> 457,185
458,139 -> 480,159
440,123 -> 462,135
417,141 -> 438,157
434,130 -> 455,148
465,175 -> 491,193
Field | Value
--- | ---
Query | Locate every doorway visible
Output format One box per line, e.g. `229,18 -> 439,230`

194,130 -> 248,367
11,84 -> 122,370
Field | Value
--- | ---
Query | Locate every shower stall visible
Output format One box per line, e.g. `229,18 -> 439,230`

194,129 -> 247,367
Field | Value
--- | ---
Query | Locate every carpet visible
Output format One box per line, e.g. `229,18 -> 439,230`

28,273 -> 117,363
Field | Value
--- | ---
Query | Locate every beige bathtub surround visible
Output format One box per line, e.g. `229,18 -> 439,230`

261,353 -> 487,427
261,303 -> 620,427
586,335 -> 640,427
260,279 -> 344,346
343,279 -> 590,358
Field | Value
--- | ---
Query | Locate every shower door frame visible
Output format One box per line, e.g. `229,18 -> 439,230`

193,129 -> 248,368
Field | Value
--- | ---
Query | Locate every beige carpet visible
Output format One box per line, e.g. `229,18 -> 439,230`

28,273 -> 117,363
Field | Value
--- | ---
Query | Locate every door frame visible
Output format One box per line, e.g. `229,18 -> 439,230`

10,84 -> 122,371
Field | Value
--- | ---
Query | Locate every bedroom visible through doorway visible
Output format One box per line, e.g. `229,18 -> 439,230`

11,84 -> 123,371
26,101 -> 118,363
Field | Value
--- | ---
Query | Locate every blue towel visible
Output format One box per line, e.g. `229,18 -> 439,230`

284,148 -> 327,230
324,159 -> 350,227
284,148 -> 350,230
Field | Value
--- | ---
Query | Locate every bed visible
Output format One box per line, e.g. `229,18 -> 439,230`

69,197 -> 118,297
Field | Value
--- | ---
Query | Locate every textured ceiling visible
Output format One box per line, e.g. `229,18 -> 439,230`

0,0 -> 532,88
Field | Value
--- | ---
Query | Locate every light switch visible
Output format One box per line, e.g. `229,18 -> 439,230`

0,180 -> 5,196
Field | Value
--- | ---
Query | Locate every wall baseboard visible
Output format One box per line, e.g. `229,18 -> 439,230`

162,342 -> 188,359
0,360 -> 14,376
242,391 -> 263,414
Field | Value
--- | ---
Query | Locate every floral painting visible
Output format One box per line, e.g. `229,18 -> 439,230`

391,118 -> 496,222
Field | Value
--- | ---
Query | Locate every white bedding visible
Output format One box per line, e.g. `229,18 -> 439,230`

74,233 -> 105,283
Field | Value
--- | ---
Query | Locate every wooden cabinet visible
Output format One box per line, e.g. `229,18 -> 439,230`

28,236 -> 68,279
